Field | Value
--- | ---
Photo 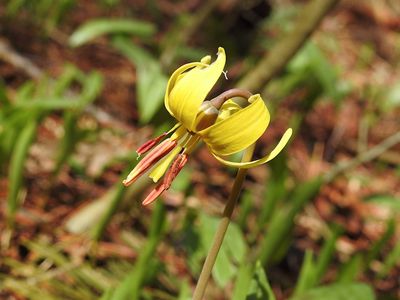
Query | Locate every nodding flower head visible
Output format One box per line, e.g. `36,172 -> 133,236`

123,47 -> 292,205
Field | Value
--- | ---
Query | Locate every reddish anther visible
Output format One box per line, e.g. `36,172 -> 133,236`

164,154 -> 188,189
141,154 -> 188,206
142,183 -> 167,206
123,139 -> 177,186
136,132 -> 167,155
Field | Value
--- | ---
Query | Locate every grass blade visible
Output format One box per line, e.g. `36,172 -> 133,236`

7,120 -> 37,226
69,18 -> 156,47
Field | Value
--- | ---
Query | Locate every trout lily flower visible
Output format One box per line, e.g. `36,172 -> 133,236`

123,47 -> 292,205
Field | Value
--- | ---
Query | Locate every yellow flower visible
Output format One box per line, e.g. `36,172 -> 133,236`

123,47 -> 292,205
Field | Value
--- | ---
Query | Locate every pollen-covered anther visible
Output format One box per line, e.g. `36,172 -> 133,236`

141,154 -> 188,206
123,139 -> 177,186
164,153 -> 188,189
136,132 -> 167,155
142,183 -> 167,206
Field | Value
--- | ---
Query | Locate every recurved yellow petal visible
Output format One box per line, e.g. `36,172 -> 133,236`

198,94 -> 270,156
164,62 -> 206,117
211,128 -> 293,168
165,47 -> 226,131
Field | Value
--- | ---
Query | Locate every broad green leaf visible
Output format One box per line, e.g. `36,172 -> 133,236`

213,245 -> 237,287
289,283 -> 375,300
69,18 -> 155,47
199,213 -> 247,288
225,222 -> 247,264
232,263 -> 254,300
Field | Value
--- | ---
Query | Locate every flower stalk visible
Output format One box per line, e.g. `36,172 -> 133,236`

193,143 -> 256,300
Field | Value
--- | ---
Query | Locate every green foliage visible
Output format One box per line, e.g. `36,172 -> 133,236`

1,66 -> 102,226
337,254 -> 363,283
7,120 -> 37,224
198,213 -> 247,287
246,261 -> 276,300
112,37 -> 167,123
266,42 -> 351,106
365,194 -> 400,213
6,0 -> 76,31
258,177 -> 324,265
293,226 -> 342,295
289,283 -> 375,300
69,18 -> 156,47
106,202 -> 166,300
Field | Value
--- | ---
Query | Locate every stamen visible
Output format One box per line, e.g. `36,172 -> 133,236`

163,154 -> 188,189
136,132 -> 167,155
142,183 -> 167,206
123,139 -> 177,186
141,154 -> 188,206
136,123 -> 181,156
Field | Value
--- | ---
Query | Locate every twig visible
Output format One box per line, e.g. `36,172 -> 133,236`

0,39 -> 44,79
238,0 -> 339,91
324,131 -> 400,183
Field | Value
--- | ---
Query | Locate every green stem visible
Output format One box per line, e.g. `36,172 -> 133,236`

193,144 -> 255,300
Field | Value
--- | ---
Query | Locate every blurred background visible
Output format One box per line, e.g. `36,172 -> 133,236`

0,0 -> 400,299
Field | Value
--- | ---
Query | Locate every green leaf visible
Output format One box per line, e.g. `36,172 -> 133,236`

365,194 -> 400,212
7,120 -> 37,224
293,250 -> 315,296
213,246 -> 237,287
225,223 -> 247,264
337,254 -> 363,283
384,83 -> 400,110
135,63 -> 167,123
246,261 -> 276,300
112,37 -> 167,123
258,177 -> 323,265
69,18 -> 156,47
232,263 -> 254,300
380,239 -> 400,277
199,213 -> 247,288
0,80 -> 10,107
289,283 -> 375,300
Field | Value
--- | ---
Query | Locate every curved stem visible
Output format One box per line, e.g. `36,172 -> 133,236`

209,88 -> 252,109
193,144 -> 256,300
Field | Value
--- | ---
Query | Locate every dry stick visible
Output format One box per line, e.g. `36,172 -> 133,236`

0,39 -> 44,79
238,0 -> 339,91
323,131 -> 400,183
193,144 -> 255,300
193,0 -> 340,298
